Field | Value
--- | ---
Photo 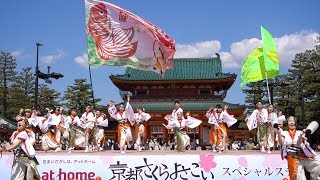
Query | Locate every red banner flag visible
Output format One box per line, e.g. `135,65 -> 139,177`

85,0 -> 176,76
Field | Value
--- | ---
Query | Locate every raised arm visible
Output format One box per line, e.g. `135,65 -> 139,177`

125,97 -> 135,126
108,100 -> 117,120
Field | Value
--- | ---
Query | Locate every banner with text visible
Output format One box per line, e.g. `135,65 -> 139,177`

0,153 -> 294,180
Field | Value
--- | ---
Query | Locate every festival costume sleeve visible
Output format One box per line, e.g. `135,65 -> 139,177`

247,110 -> 258,131
87,112 -> 95,122
301,142 -> 317,158
73,116 -> 80,126
222,111 -> 238,127
185,116 -> 202,128
205,112 -> 211,119
125,102 -> 135,126
277,115 -> 286,124
27,117 -> 37,127
164,115 -> 173,121
15,114 -> 23,121
108,105 -> 118,120
269,113 -> 278,125
79,114 -> 87,129
98,117 -> 109,127
17,131 -> 28,142
99,119 -> 109,127
141,112 -> 151,122
48,114 -> 60,126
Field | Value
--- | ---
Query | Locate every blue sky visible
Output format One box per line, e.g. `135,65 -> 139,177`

0,0 -> 319,106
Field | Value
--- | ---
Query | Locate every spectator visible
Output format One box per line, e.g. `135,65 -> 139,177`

246,138 -> 255,150
232,141 -> 239,150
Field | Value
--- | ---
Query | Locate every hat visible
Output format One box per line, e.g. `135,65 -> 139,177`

24,109 -> 31,112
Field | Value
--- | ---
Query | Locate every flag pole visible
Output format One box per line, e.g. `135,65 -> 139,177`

265,71 -> 272,105
89,64 -> 96,110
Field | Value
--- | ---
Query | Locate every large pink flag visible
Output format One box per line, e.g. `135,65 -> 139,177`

85,0 -> 176,76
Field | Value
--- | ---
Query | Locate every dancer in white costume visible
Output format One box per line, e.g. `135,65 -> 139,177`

80,106 -> 95,152
38,115 -> 59,152
163,111 -> 201,152
0,118 -> 40,180
66,109 -> 85,153
264,104 -> 279,153
277,117 -> 320,180
47,107 -> 65,152
246,103 -> 286,153
16,109 -> 37,145
246,102 -> 268,152
206,105 -> 237,153
171,101 -> 183,120
108,96 -> 134,153
93,111 -> 108,151
133,107 -> 151,151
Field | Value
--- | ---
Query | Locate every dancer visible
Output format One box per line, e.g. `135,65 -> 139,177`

206,105 -> 237,153
163,112 -> 201,152
277,117 -> 320,180
47,107 -> 65,152
16,109 -> 37,145
66,109 -> 85,153
93,111 -> 108,151
264,104 -> 278,153
134,107 -> 151,151
0,118 -> 40,180
172,101 -> 183,119
246,102 -> 269,153
80,106 -> 95,152
108,96 -> 134,153
38,114 -> 59,152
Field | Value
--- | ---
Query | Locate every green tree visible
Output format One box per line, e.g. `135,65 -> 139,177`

0,51 -> 17,118
16,67 -> 35,97
38,84 -> 61,114
5,67 -> 36,118
63,78 -> 101,113
242,81 -> 267,111
271,74 -> 293,114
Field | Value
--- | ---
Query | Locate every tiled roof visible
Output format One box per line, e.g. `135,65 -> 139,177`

0,116 -> 17,129
129,101 -> 245,111
110,58 -> 236,81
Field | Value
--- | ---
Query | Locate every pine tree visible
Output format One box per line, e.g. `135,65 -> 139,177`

16,67 -> 35,97
271,74 -> 293,114
0,51 -> 17,118
242,81 -> 267,111
288,48 -> 320,127
38,84 -> 61,114
63,78 -> 101,113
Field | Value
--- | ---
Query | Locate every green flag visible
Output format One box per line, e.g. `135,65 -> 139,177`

240,26 -> 279,87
